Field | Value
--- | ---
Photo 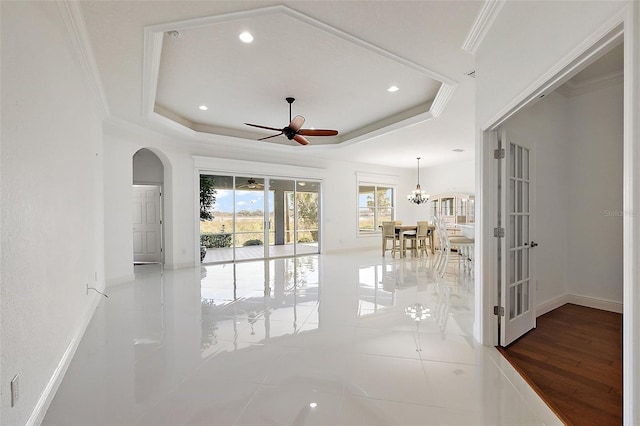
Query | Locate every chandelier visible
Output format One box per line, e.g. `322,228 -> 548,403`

407,157 -> 429,205
404,303 -> 431,321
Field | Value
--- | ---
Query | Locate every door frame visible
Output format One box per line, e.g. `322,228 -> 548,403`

476,22 -> 626,347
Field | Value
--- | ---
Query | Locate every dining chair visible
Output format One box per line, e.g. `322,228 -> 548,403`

403,221 -> 429,258
382,221 -> 401,257
434,217 -> 452,277
416,221 -> 431,257
450,234 -> 474,276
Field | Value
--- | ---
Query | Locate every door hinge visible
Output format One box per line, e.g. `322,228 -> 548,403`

493,227 -> 505,238
494,306 -> 504,316
494,148 -> 505,159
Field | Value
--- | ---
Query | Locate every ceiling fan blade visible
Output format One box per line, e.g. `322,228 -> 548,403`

245,123 -> 283,132
258,132 -> 283,141
289,115 -> 305,132
293,134 -> 309,145
298,129 -> 339,137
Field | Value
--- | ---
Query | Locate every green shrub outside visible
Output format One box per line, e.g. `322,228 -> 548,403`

201,233 -> 232,248
243,239 -> 263,246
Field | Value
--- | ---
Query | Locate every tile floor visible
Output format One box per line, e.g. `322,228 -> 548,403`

43,250 -> 560,425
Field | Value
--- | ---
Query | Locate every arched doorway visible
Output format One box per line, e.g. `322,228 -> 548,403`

132,148 -> 164,264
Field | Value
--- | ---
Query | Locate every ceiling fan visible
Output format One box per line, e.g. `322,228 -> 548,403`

245,97 -> 338,145
236,178 -> 264,190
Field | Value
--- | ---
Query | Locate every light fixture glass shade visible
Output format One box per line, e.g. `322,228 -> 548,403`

405,303 -> 431,321
408,157 -> 429,205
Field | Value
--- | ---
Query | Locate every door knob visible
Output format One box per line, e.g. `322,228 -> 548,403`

530,241 -> 538,248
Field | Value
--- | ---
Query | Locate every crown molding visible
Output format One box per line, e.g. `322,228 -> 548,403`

558,70 -> 623,97
430,83 -> 457,118
56,1 -> 110,117
461,0 -> 506,54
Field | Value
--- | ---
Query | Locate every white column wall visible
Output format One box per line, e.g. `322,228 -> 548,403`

104,134 -> 135,284
1,2 -> 105,424
474,1 -> 637,421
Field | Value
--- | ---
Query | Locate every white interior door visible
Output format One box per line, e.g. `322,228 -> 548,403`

133,185 -> 162,263
499,131 -> 536,346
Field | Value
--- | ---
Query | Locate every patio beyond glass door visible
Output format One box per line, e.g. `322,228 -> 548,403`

294,180 -> 320,256
200,174 -> 320,263
235,176 -> 266,261
268,179 -> 320,258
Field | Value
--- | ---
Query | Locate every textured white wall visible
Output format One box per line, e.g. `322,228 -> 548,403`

0,2 -> 104,424
420,160 -> 475,196
567,83 -> 623,302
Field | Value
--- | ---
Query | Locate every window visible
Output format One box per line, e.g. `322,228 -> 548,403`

358,184 -> 395,233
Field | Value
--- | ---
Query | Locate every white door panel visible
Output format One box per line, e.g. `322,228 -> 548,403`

133,185 -> 162,263
500,131 -> 536,346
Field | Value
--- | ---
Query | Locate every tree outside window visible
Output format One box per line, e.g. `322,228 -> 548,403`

358,184 -> 394,232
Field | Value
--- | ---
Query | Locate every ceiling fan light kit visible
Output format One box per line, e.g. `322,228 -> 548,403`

245,97 -> 338,145
408,157 -> 429,205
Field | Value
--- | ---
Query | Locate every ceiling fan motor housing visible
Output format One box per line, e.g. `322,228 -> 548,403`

283,127 -> 296,140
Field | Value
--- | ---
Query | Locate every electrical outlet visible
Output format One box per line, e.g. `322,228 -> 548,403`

10,375 -> 19,407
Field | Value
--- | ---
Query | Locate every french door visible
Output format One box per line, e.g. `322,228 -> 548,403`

498,130 -> 536,346
200,174 -> 320,263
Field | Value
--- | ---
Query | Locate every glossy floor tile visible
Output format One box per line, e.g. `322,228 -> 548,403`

43,250 -> 560,425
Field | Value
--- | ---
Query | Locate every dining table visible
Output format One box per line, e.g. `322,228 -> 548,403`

394,224 -> 436,257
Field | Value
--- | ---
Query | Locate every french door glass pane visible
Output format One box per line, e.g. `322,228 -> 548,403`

295,181 -> 320,256
235,177 -> 265,261
200,174 -> 233,263
270,179 -> 296,258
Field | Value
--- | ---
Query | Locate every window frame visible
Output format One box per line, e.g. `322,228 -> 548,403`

357,182 -> 396,235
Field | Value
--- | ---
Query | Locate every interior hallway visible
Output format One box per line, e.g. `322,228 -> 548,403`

43,250 -> 559,425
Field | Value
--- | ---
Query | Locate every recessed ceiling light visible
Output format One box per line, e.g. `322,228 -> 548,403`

309,402 -> 318,408
387,85 -> 399,93
453,148 -> 464,152
198,105 -> 208,111
239,32 -> 254,43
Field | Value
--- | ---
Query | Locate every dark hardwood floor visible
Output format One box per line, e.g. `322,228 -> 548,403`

497,303 -> 622,425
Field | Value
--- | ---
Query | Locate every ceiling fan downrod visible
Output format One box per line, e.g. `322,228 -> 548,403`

286,97 -> 295,122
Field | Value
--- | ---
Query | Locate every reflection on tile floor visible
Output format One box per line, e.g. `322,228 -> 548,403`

43,250 -> 560,425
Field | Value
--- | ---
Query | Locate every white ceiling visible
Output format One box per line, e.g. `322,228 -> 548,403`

79,1 -> 483,168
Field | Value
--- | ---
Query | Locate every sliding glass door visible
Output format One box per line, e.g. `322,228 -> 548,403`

200,174 -> 320,263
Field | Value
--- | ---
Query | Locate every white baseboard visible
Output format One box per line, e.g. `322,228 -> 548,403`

537,293 -> 623,316
566,294 -> 623,314
27,293 -> 102,425
536,294 -> 570,317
